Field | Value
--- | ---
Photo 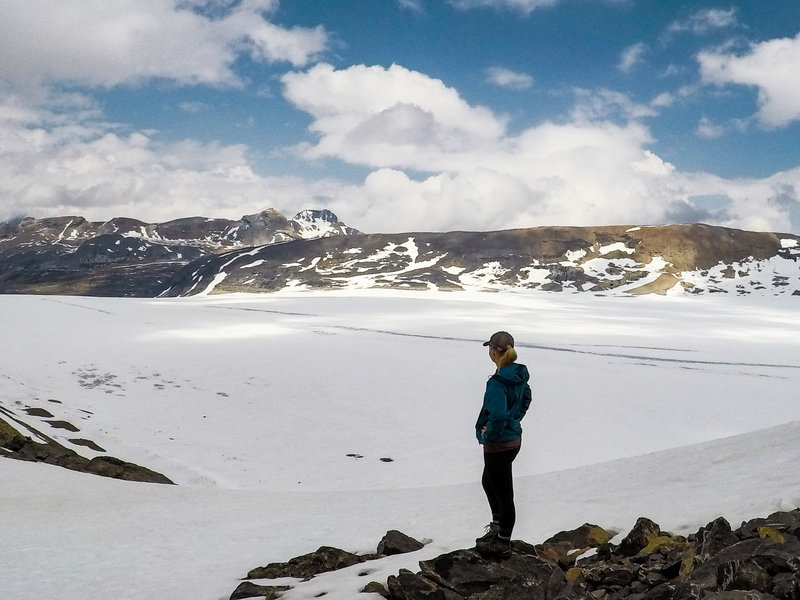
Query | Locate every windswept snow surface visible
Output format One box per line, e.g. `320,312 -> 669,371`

1,291 -> 800,599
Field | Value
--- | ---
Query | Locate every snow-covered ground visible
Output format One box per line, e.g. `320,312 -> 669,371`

1,290 -> 799,600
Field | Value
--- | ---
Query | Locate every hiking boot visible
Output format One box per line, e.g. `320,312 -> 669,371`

476,533 -> 512,559
475,521 -> 500,545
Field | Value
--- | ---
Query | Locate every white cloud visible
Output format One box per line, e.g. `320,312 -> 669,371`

397,0 -> 425,12
277,63 -> 800,233
650,92 -> 675,109
698,33 -> 800,128
618,42 -> 648,73
281,63 -> 508,171
485,67 -> 534,90
696,116 -> 725,139
1,53 -> 798,235
571,88 -> 658,123
0,0 -> 327,91
448,0 -> 559,14
0,95 -> 352,223
668,8 -> 738,35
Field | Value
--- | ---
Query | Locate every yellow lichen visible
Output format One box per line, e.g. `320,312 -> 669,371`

759,527 -> 786,544
565,568 -> 583,582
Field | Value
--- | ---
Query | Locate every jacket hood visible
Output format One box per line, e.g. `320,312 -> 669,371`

495,362 -> 529,385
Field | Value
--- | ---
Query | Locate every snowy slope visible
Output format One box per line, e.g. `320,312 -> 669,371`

1,291 -> 799,599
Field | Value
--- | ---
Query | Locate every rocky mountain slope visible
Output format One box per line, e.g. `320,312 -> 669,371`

1,210 -> 798,297
160,223 -> 800,297
0,208 -> 357,296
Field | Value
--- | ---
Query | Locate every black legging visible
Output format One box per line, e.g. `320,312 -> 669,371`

481,445 -> 520,539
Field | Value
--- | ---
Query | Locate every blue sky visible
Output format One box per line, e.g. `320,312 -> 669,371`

1,0 -> 799,234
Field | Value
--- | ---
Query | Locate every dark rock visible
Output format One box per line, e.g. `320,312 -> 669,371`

361,581 -> 389,597
738,510 -> 800,540
1,416 -> 172,484
537,523 -> 613,568
23,407 -> 54,418
419,547 -> 555,598
68,438 -> 106,452
702,592 -> 779,599
247,546 -> 365,580
697,517 -> 739,560
231,510 -> 800,600
619,518 -> 662,557
229,581 -> 290,600
46,420 -> 80,432
770,572 -> 800,600
85,456 -> 174,484
377,530 -> 425,556
387,568 -> 456,600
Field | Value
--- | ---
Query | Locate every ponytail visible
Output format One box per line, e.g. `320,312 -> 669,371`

495,346 -> 518,369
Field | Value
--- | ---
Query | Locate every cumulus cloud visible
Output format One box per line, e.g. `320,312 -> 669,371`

485,67 -> 534,90
0,94 -> 353,223
0,0 -> 327,91
281,63 -> 508,170
448,0 -> 559,14
1,78 -> 798,234
698,32 -> 800,128
618,42 -> 648,73
667,8 -> 738,35
275,62 -> 799,233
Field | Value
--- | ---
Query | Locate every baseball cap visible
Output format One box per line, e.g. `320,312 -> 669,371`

482,331 -> 514,350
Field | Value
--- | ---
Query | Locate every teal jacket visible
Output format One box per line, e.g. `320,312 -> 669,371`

476,363 -> 532,444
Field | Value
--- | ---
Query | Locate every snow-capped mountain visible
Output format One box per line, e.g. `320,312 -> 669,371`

2,212 -> 798,297
0,208 -> 358,296
161,223 -> 800,298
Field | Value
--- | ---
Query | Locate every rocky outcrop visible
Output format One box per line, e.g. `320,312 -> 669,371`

233,532 -> 427,599
230,511 -> 800,599
0,415 -> 173,484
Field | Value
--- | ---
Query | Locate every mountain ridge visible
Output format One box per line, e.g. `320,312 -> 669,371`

160,222 -> 800,297
1,210 -> 798,297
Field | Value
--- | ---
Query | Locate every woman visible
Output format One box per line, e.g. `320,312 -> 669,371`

475,330 -> 532,558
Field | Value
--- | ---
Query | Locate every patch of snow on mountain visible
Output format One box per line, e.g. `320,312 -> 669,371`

197,272 -> 228,296
518,264 -> 550,286
240,260 -> 265,269
581,257 -> 641,280
781,238 -> 798,249
564,248 -> 587,262
459,262 -> 510,288
442,265 -> 465,275
299,257 -> 321,272
599,242 -> 634,255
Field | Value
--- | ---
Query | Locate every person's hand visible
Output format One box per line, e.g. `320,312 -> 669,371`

481,427 -> 486,434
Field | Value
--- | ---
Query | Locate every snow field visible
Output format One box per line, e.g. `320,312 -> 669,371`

0,289 -> 799,599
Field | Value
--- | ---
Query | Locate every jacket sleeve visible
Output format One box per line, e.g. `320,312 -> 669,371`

517,383 -> 532,420
478,378 -> 509,443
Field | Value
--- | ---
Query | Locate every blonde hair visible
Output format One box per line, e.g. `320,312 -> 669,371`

495,346 -> 518,368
